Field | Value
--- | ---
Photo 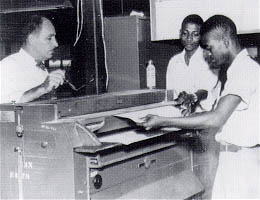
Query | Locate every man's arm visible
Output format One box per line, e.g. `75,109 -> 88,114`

18,84 -> 48,103
18,69 -> 65,103
141,94 -> 241,130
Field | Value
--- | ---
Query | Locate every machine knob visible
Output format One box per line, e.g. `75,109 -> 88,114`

16,125 -> 24,137
138,157 -> 156,169
14,147 -> 22,152
93,174 -> 102,189
41,141 -> 48,148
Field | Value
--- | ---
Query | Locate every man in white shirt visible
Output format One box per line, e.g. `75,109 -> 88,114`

167,14 -> 218,114
141,15 -> 259,199
166,15 -> 220,199
0,15 -> 65,103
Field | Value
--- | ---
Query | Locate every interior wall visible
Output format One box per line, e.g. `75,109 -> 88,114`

0,42 -> 6,60
103,0 -> 150,16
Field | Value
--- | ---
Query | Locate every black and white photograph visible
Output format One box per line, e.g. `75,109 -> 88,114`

0,0 -> 259,199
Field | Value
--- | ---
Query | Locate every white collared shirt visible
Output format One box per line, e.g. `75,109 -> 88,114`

215,49 -> 260,147
166,46 -> 219,111
0,48 -> 48,103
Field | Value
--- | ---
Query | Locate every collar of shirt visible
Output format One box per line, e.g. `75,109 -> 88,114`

19,48 -> 38,68
189,46 -> 204,64
36,61 -> 46,70
180,46 -> 204,67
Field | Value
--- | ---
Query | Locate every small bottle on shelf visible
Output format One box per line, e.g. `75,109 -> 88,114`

146,60 -> 156,89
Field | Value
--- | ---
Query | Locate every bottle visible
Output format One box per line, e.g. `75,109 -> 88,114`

146,60 -> 156,89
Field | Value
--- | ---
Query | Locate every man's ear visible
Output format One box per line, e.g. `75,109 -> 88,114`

27,34 -> 35,46
222,36 -> 230,48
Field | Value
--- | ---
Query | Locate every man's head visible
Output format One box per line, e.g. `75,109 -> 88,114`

200,15 -> 240,69
180,14 -> 203,52
22,15 -> 58,62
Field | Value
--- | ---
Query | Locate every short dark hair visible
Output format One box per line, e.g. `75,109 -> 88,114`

181,14 -> 203,29
21,15 -> 45,45
200,15 -> 237,40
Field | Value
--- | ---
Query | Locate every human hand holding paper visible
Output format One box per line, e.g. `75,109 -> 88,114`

139,114 -> 166,130
116,105 -> 182,131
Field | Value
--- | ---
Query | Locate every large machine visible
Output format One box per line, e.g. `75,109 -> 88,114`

0,90 -> 203,199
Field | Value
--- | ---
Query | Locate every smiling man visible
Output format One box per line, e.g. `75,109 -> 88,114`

166,14 -> 218,115
0,15 -> 65,103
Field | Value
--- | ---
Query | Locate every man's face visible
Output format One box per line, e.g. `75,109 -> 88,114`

180,23 -> 201,52
201,31 -> 231,69
30,19 -> 58,61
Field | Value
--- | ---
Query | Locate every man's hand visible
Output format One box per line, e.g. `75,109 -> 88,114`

174,91 -> 198,116
175,91 -> 197,106
18,69 -> 65,103
181,106 -> 192,117
139,114 -> 165,130
41,69 -> 65,93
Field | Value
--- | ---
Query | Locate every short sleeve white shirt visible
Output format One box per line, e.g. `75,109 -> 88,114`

215,49 -> 260,147
166,47 -> 218,111
0,48 -> 48,103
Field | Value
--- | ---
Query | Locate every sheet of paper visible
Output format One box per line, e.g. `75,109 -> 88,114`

115,105 -> 181,123
99,130 -> 164,145
99,105 -> 183,145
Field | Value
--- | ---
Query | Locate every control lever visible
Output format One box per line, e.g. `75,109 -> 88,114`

64,78 -> 94,91
64,80 -> 86,91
